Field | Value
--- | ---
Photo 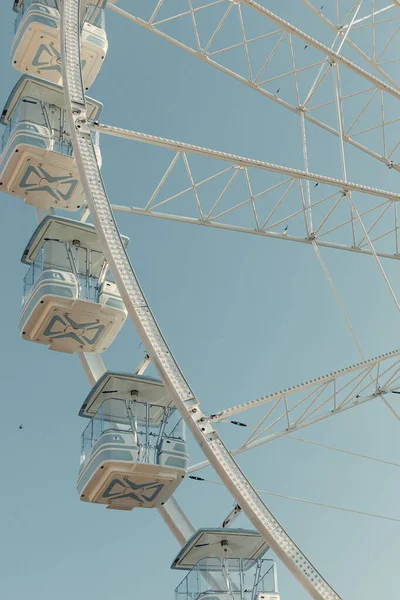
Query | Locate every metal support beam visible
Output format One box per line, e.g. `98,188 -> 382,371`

107,1 -> 400,171
301,0 -> 400,89
77,353 -> 106,386
237,0 -> 400,97
188,349 -> 400,472
111,206 -> 400,261
63,2 -> 343,596
92,123 -> 400,260
92,123 -> 400,201
107,1 -> 400,100
135,353 -> 151,375
221,503 -> 242,528
158,497 -> 196,547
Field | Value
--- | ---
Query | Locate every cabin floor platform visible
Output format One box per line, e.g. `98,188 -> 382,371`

1,132 -> 85,210
19,296 -> 126,353
78,458 -> 186,510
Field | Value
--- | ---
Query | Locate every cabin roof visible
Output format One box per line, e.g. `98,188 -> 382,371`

171,528 -> 269,570
79,372 -> 173,421
21,216 -> 129,265
13,0 -> 114,13
0,76 -> 102,125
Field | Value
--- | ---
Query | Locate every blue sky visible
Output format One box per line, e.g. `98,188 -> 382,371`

1,2 -> 400,599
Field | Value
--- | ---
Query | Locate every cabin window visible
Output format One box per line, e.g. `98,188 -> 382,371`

83,4 -> 106,29
1,111 -> 19,154
80,398 -> 184,466
18,96 -> 47,127
1,97 -> 100,158
1,98 -> 79,158
1,97 -> 44,154
22,239 -> 112,305
175,558 -> 277,600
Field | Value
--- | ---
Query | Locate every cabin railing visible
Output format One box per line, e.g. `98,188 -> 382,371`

22,262 -> 102,305
175,558 -> 277,600
1,108 -> 74,158
53,139 -> 73,157
80,399 -> 185,466
22,240 -> 106,306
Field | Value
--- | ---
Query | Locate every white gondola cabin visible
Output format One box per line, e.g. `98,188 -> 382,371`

11,0 -> 113,89
77,372 -> 189,510
173,528 -> 280,600
20,216 -> 127,353
0,75 -> 102,211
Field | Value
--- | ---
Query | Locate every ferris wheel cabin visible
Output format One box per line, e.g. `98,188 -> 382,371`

19,216 -> 128,353
77,371 -> 189,510
11,0 -> 111,89
172,528 -> 280,600
0,75 -> 102,211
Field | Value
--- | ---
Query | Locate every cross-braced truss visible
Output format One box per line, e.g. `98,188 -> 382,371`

56,2 -> 400,597
302,0 -> 400,86
109,0 -> 400,171
188,348 -> 400,472
94,122 -> 400,259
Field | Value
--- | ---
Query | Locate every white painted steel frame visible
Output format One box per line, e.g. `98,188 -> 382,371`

107,1 -> 400,172
61,1 -> 342,597
105,1 -> 400,317
112,205 -> 400,261
301,1 -> 400,89
102,1 -> 400,322
93,123 -> 400,199
91,122 -> 400,261
188,348 -> 400,473
106,1 -> 400,96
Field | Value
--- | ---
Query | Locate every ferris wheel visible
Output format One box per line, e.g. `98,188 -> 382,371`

2,0 -> 400,598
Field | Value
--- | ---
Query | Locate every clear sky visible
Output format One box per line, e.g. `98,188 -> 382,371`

1,2 -> 400,599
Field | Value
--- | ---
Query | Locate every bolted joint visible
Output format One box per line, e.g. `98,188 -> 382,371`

73,115 -> 91,134
197,419 -> 214,435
